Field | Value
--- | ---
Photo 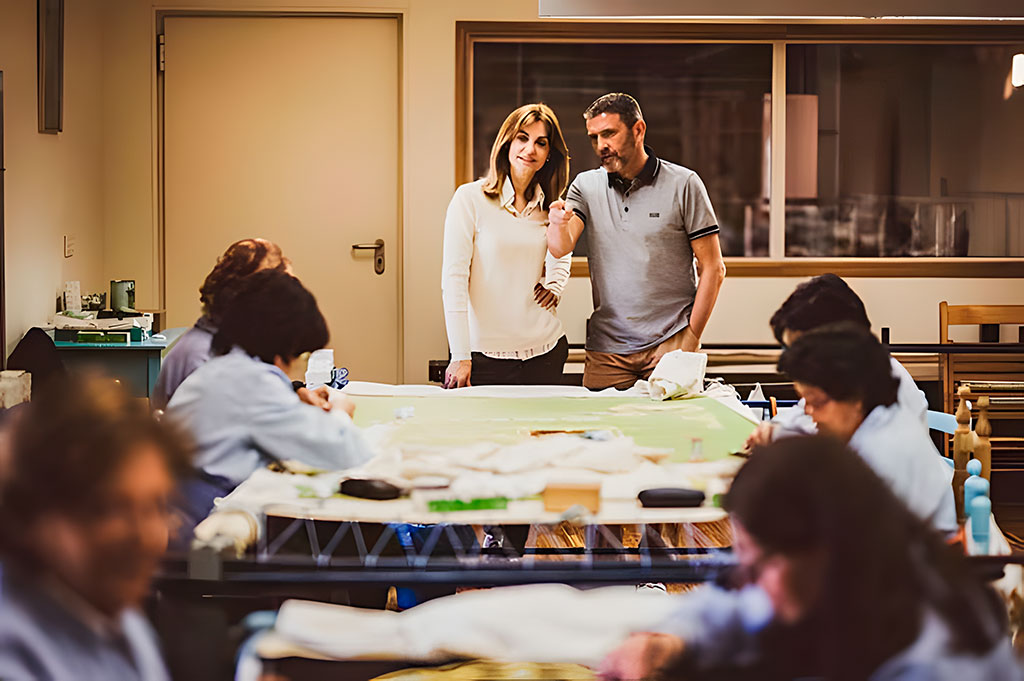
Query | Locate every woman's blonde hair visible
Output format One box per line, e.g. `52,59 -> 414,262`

481,103 -> 570,210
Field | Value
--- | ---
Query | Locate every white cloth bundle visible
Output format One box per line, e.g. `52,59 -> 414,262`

646,350 -> 708,401
263,584 -> 682,666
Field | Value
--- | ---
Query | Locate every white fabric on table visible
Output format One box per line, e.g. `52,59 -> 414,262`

261,584 -> 682,667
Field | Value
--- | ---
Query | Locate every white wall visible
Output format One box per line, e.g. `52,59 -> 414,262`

1,0 -> 106,358
95,2 -> 1024,381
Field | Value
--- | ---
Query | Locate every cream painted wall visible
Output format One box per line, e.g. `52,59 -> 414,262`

559,276 -> 1024,347
99,0 -> 546,382
97,1 -> 1024,382
1,0 -> 106,358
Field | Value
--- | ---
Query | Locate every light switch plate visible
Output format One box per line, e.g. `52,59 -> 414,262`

63,234 -> 76,258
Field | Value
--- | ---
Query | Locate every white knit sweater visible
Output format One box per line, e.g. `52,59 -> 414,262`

441,178 -> 571,361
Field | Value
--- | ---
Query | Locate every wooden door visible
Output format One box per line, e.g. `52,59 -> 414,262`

163,15 -> 400,382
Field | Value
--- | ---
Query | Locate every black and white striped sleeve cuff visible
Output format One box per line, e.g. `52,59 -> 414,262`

688,224 -> 720,240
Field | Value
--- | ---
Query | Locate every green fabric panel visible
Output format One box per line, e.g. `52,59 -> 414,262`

350,395 -> 754,463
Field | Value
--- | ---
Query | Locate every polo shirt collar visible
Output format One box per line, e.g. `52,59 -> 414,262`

500,176 -> 545,216
607,146 -> 660,192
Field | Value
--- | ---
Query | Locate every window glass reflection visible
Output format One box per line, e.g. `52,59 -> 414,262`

785,44 -> 1024,257
473,42 -> 773,256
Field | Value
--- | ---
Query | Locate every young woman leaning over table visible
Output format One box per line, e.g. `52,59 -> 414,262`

441,103 -> 573,388
601,435 -> 1021,681
151,237 -> 291,410
775,323 -> 957,535
165,270 -> 374,542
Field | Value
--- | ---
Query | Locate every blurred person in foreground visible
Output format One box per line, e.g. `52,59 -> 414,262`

0,374 -> 191,681
601,435 -> 1019,681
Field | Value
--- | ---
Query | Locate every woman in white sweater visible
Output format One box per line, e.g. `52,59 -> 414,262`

441,103 -> 573,388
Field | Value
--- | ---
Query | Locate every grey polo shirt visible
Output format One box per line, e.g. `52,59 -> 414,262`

566,149 -> 719,354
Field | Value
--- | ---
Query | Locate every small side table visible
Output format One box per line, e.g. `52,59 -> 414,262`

53,327 -> 187,399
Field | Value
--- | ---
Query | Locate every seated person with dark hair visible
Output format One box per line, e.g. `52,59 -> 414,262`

152,238 -> 291,410
748,274 -> 928,449
776,324 -> 955,533
601,435 -> 1019,681
166,270 -> 374,534
0,374 -> 192,681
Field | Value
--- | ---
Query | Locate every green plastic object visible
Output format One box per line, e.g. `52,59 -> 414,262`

76,331 -> 130,344
427,497 -> 508,513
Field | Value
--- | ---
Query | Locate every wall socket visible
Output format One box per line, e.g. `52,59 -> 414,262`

63,234 -> 75,258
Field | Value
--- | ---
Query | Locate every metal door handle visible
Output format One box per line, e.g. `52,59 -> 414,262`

351,239 -> 385,275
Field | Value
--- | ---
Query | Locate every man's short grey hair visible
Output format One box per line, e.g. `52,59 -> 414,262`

583,93 -> 644,128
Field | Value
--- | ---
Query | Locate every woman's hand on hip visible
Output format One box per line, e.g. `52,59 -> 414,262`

534,283 -> 560,311
444,359 -> 472,389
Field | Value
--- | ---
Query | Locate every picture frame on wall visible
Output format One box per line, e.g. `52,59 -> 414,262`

37,0 -> 63,134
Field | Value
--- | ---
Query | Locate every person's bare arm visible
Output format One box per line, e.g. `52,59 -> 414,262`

744,422 -> 777,452
650,233 -> 726,364
599,632 -> 686,680
687,233 -> 726,342
546,199 -> 585,258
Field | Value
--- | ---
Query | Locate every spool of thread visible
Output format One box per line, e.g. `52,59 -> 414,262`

970,495 -> 991,554
690,437 -> 704,462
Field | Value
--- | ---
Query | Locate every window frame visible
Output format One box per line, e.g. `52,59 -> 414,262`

456,21 -> 1024,277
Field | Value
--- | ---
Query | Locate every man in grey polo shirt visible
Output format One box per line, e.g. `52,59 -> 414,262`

548,93 -> 726,390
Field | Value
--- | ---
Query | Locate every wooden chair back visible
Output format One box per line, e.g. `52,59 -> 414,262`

939,302 -> 1024,502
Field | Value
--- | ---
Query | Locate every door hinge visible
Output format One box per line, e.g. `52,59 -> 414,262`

157,34 -> 166,72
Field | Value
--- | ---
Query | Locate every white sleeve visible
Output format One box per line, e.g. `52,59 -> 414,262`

441,186 -> 476,361
248,386 -> 376,472
891,357 -> 929,427
542,249 -> 572,296
770,399 -> 818,439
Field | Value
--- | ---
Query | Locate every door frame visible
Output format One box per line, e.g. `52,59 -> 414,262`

154,9 -> 405,382
1,71 -> 6,367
